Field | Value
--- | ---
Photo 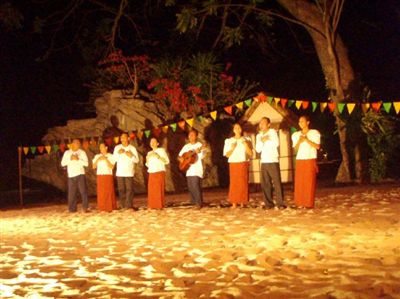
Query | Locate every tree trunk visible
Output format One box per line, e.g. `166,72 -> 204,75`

277,0 -> 360,182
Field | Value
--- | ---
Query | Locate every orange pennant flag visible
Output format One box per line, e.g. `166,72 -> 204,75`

328,102 -> 336,112
23,147 -> 29,155
295,101 -> 302,110
302,101 -> 310,110
178,120 -> 186,130
186,118 -> 194,127
347,103 -> 356,114
137,130 -> 143,140
371,102 -> 382,112
162,125 -> 169,133
210,111 -> 218,120
235,102 -> 244,110
59,143 -> 66,152
153,127 -> 161,137
320,102 -> 328,112
280,98 -> 288,108
255,92 -> 267,103
45,145 -> 52,154
224,106 -> 233,115
361,103 -> 370,113
129,132 -> 136,140
393,102 -> 400,114
37,146 -> 45,154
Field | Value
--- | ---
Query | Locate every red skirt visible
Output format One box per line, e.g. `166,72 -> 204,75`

148,171 -> 166,209
97,175 -> 117,212
228,162 -> 249,204
294,159 -> 318,208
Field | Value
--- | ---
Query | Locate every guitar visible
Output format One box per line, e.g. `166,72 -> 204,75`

179,144 -> 206,172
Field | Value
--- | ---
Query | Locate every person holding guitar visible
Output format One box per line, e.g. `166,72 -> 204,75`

223,123 -> 253,208
178,129 -> 206,208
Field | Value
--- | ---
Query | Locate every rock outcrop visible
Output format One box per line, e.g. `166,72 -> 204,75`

23,90 -> 223,196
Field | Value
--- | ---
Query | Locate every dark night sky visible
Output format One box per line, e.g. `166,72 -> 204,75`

1,0 -> 399,189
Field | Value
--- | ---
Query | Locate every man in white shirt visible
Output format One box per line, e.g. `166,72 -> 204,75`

113,132 -> 139,209
61,138 -> 89,212
255,117 -> 286,209
178,129 -> 205,208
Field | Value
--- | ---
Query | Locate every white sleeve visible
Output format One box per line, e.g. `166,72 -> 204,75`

223,139 -> 231,157
255,134 -> 263,153
162,149 -> 170,165
79,151 -> 89,167
61,151 -> 70,167
291,132 -> 299,148
131,146 -> 139,163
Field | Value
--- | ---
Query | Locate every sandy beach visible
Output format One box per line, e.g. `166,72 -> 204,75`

1,185 -> 400,298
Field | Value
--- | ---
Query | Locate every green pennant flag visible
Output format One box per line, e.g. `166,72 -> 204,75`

338,103 -> 346,114
30,146 -> 37,154
267,96 -> 273,104
244,98 -> 252,107
311,101 -> 318,112
170,123 -> 177,132
288,100 -> 295,107
144,130 -> 151,138
290,127 -> 297,134
197,115 -> 204,123
53,144 -> 59,152
383,102 -> 392,113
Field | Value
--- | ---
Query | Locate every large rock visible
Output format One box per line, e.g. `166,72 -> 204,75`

23,90 -> 223,196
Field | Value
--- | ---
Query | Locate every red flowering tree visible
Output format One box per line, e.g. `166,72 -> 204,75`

92,50 -> 258,120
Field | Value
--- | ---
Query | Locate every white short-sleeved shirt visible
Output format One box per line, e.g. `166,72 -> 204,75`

292,129 -> 321,160
146,148 -> 170,173
178,142 -> 204,178
223,137 -> 251,163
61,149 -> 88,178
255,129 -> 280,163
92,153 -> 115,175
113,144 -> 139,177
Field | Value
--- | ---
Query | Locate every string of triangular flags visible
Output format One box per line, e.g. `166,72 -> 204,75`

19,92 -> 400,157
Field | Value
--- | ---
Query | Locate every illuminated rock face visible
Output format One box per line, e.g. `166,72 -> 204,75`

23,90 -> 221,195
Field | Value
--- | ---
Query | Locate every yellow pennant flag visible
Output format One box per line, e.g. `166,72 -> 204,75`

274,97 -> 281,105
45,145 -> 52,154
347,103 -> 356,114
394,102 -> 400,114
235,101 -> 244,110
186,118 -> 194,127
23,147 -> 29,155
67,143 -> 72,149
162,125 -> 169,133
114,136 -> 120,144
320,102 -> 328,112
210,111 -> 218,120
295,100 -> 302,110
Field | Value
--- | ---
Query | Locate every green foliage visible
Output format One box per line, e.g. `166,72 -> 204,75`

222,27 -> 244,48
176,7 -> 198,33
361,111 -> 399,182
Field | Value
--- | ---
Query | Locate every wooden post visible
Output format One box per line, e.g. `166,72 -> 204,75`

18,147 -> 24,207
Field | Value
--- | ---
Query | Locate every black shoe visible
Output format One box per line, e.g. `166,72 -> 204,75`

278,205 -> 287,210
262,205 -> 274,210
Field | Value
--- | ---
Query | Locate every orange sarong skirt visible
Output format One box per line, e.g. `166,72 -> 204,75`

148,171 -> 166,209
228,162 -> 249,204
96,175 -> 117,212
294,159 -> 318,208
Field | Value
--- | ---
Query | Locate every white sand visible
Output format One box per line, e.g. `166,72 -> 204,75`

1,186 -> 400,298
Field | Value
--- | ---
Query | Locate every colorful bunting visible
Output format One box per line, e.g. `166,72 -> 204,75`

311,102 -> 318,112
144,130 -> 151,138
288,100 -> 295,107
23,147 -> 29,155
137,130 -> 144,140
290,127 -> 297,135
59,144 -> 66,153
162,125 -> 169,133
244,98 -> 252,107
113,136 -> 120,144
45,145 -> 52,154
224,106 -> 233,115
129,132 -> 136,140
320,102 -> 327,112
170,123 -> 177,132
280,98 -> 288,108
338,103 -> 346,114
347,103 -> 356,114
328,102 -> 336,112
394,102 -> 400,114
295,100 -> 302,110
371,102 -> 382,112
37,146 -> 45,154
301,101 -> 309,110
197,115 -> 204,123
235,102 -> 244,110
186,118 -> 194,127
267,96 -> 273,104
274,97 -> 280,105
53,144 -> 59,152
361,103 -> 370,113
210,111 -> 218,120
383,102 -> 392,113
178,120 -> 186,130
153,127 -> 161,137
